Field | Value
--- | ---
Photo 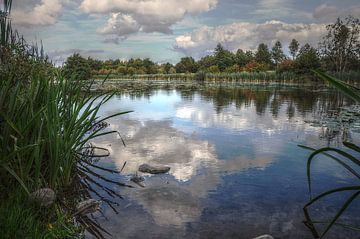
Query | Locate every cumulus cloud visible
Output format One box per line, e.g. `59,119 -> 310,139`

98,13 -> 140,36
174,21 -> 326,58
12,0 -> 65,26
313,4 -> 360,22
80,0 -> 218,37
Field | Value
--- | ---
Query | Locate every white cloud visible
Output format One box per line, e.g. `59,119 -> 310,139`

12,0 -> 64,26
98,13 -> 140,36
80,0 -> 218,37
174,21 -> 326,58
313,4 -> 360,21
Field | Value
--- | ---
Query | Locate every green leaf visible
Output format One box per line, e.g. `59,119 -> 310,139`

312,70 -> 360,103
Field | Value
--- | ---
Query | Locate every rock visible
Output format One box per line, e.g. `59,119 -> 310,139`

30,188 -> 56,207
252,235 -> 274,239
130,174 -> 145,183
130,174 -> 145,187
138,164 -> 170,174
75,199 -> 101,215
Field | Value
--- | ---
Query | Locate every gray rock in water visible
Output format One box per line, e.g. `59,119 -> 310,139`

138,164 -> 170,174
75,199 -> 101,215
130,174 -> 145,187
30,188 -> 56,207
252,235 -> 274,239
130,174 -> 145,183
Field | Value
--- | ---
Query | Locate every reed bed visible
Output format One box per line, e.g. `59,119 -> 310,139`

93,71 -> 310,85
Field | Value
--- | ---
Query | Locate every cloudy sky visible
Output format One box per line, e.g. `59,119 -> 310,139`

12,0 -> 360,64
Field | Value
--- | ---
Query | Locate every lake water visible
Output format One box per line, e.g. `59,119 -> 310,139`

88,84 -> 360,239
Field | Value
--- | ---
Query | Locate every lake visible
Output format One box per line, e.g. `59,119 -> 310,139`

88,83 -> 360,239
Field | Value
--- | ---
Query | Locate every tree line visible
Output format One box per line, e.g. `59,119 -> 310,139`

63,16 -> 360,81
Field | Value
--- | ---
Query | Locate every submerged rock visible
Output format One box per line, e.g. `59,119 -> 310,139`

252,235 -> 274,239
138,164 -> 170,174
30,188 -> 56,207
75,199 -> 101,215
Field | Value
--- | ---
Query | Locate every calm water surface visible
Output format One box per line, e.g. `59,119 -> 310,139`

89,85 -> 360,239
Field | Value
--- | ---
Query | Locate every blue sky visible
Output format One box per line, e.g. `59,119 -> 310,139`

12,0 -> 360,64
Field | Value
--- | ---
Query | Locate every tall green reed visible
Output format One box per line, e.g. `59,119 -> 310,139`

1,1 -> 130,237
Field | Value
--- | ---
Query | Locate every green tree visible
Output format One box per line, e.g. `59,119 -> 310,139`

214,43 -> 235,71
163,62 -> 173,74
255,43 -> 272,65
235,49 -> 253,67
271,41 -> 286,67
116,65 -> 127,75
319,16 -> 360,73
207,65 -> 220,73
289,39 -> 300,60
142,58 -> 157,74
295,43 -> 320,72
198,55 -> 216,70
175,57 -> 198,73
63,53 -> 91,81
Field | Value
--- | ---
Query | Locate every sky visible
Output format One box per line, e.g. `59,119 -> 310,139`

11,0 -> 360,64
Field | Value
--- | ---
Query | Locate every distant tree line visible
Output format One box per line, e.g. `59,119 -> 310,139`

63,16 -> 360,81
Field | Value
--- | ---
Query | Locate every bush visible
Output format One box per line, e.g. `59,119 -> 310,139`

62,53 -> 92,81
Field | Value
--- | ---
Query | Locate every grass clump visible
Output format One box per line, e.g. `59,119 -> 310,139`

0,1 -> 128,237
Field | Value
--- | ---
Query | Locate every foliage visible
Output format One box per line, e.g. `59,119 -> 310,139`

295,44 -> 321,73
278,59 -> 296,73
319,16 -> 360,73
255,43 -> 272,65
63,53 -> 92,81
214,43 -> 235,71
198,55 -> 216,70
207,65 -> 220,73
175,56 -> 198,73
271,40 -> 286,67
244,60 -> 270,72
289,39 -> 300,60
301,70 -> 360,238
235,49 -> 254,67
0,1 -> 129,237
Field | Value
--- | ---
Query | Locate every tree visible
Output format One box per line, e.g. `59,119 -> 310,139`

63,53 -> 91,81
207,65 -> 220,73
289,39 -> 300,60
271,41 -> 286,67
214,43 -> 235,71
198,55 -> 216,70
162,63 -> 173,74
116,65 -> 127,75
175,57 -> 198,73
142,58 -> 157,74
235,49 -> 253,67
255,43 -> 272,65
319,16 -> 360,73
295,43 -> 320,72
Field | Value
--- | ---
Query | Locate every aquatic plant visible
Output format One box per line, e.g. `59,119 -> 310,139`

300,70 -> 360,238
